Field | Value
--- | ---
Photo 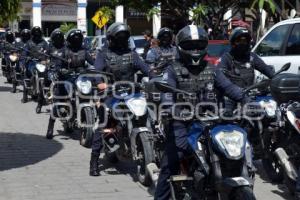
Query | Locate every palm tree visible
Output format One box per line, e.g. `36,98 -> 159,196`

59,23 -> 76,34
0,0 -> 21,27
191,4 -> 208,26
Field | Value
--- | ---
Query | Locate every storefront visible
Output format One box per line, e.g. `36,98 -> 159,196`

18,0 -> 77,36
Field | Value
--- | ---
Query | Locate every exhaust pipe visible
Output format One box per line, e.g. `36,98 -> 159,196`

146,163 -> 160,187
274,148 -> 298,181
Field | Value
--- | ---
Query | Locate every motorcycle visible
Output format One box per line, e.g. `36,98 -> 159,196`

22,58 -> 47,103
51,68 -> 98,148
99,81 -> 156,186
154,81 -> 256,200
9,51 -> 23,93
266,71 -> 300,194
242,63 -> 291,183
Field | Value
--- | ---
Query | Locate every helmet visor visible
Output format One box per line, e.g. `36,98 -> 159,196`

115,31 -> 130,43
179,40 -> 208,51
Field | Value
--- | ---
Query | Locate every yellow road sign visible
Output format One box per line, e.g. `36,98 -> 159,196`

92,11 -> 109,29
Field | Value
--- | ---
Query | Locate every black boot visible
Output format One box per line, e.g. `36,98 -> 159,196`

89,153 -> 100,176
36,103 -> 42,114
46,118 -> 55,139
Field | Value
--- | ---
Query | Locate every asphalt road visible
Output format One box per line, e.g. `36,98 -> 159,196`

0,74 -> 294,200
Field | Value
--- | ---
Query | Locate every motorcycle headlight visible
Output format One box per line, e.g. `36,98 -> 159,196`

214,130 -> 245,159
76,78 -> 92,94
9,54 -> 18,62
125,96 -> 147,116
36,64 -> 46,73
259,100 -> 277,117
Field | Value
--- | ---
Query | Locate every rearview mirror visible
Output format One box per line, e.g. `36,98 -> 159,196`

273,62 -> 291,77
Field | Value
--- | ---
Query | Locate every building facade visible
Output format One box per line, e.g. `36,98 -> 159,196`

15,0 -> 153,36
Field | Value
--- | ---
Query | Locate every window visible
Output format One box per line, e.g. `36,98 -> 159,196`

286,23 -> 300,55
255,24 -> 290,56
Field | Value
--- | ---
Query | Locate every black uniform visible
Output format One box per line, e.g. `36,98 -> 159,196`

155,25 -> 217,200
214,27 -> 275,111
89,22 -> 151,177
46,29 -> 94,139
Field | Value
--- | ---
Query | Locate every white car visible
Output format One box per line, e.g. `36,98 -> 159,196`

252,18 -> 300,75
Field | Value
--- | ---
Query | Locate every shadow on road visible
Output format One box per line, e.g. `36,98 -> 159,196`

0,85 -> 12,92
0,132 -> 63,171
254,160 -> 293,200
57,129 -> 80,141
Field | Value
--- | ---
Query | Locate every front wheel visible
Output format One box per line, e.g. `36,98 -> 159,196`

230,187 -> 256,200
262,131 -> 284,183
6,76 -> 12,83
136,131 -> 155,186
79,107 -> 95,148
11,81 -> 17,93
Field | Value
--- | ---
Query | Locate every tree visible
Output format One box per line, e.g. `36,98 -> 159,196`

0,0 -> 21,27
59,23 -> 76,34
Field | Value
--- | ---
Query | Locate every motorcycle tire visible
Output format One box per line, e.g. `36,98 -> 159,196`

262,131 -> 284,183
79,107 -> 95,148
284,171 -> 296,195
230,187 -> 256,200
262,157 -> 283,183
6,76 -> 12,84
136,131 -> 155,186
104,149 -> 119,164
11,81 -> 17,93
21,88 -> 28,103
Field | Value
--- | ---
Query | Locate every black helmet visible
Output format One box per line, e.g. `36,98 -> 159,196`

176,25 -> 208,67
5,31 -> 15,43
50,29 -> 65,49
107,22 -> 130,50
66,29 -> 83,51
31,26 -> 43,43
157,27 -> 173,47
229,27 -> 252,61
229,27 -> 251,45
20,29 -> 31,43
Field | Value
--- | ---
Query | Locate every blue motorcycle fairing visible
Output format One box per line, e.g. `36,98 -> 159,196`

187,122 -> 205,150
255,95 -> 273,102
211,124 -> 247,160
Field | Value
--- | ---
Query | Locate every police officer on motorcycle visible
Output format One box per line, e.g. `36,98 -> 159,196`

36,28 -> 65,114
214,27 -> 275,108
21,26 -> 49,103
154,25 -> 218,200
2,31 -> 17,83
19,29 -> 31,47
146,27 -> 177,65
46,28 -> 94,139
89,22 -> 152,176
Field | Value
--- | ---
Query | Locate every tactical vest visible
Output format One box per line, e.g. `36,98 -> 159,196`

105,50 -> 135,82
155,47 -> 177,63
173,62 -> 217,105
50,47 -> 64,67
223,53 -> 255,88
27,40 -> 47,60
65,48 -> 86,69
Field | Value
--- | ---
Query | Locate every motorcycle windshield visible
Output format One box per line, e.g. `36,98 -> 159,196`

125,94 -> 147,117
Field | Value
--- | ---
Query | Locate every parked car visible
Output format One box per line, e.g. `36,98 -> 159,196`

130,35 -> 147,56
252,18 -> 300,75
206,40 -> 230,65
0,28 -> 5,39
